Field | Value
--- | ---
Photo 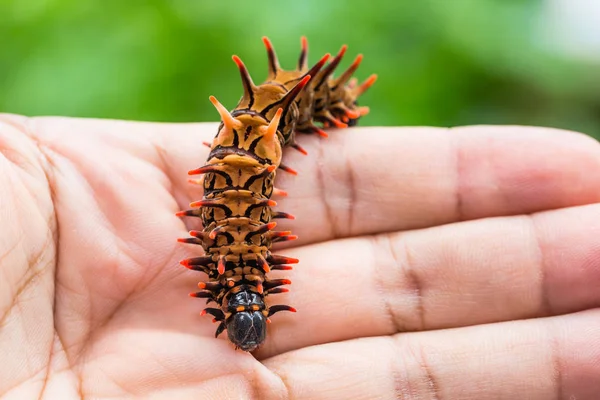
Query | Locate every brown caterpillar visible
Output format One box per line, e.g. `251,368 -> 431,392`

177,37 -> 376,351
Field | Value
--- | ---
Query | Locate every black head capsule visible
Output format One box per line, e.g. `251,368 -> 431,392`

227,310 -> 267,351
226,290 -> 267,351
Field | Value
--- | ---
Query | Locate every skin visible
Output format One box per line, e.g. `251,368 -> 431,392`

1,114 -> 600,399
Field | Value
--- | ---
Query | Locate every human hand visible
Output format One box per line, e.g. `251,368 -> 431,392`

1,114 -> 599,399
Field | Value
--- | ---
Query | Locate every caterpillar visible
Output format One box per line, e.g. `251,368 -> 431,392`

177,37 -> 376,351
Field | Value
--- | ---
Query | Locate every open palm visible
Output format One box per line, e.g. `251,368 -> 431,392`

1,114 -> 600,399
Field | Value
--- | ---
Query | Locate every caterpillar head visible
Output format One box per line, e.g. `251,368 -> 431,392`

226,291 -> 267,352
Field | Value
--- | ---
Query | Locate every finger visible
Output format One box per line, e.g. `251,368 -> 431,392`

262,309 -> 600,400
274,125 -> 600,245
254,203 -> 600,358
156,122 -> 600,245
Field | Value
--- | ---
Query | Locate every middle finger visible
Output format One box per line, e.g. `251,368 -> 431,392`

256,203 -> 600,358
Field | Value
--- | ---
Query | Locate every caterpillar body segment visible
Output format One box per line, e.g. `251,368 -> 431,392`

177,37 -> 376,351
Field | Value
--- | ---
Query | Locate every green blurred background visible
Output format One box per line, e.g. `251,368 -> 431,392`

1,0 -> 600,139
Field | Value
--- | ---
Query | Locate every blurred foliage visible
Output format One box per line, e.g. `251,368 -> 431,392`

1,0 -> 600,138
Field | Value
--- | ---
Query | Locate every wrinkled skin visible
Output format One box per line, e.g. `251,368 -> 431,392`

1,114 -> 600,399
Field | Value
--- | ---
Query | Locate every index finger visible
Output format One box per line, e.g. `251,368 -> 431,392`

161,123 -> 600,245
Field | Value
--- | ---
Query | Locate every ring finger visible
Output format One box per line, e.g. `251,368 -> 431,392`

262,309 -> 600,400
